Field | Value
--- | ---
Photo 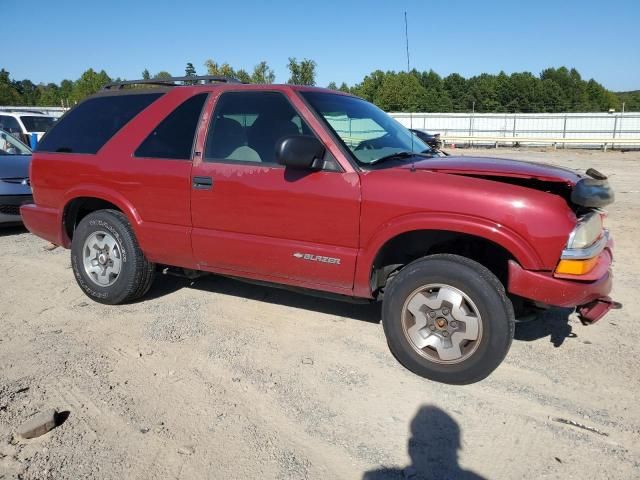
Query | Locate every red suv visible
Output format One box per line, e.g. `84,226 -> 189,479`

22,76 -> 618,384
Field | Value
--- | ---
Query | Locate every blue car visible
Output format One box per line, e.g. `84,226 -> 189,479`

0,129 -> 32,225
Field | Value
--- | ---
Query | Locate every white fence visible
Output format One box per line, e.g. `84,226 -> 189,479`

390,112 -> 640,148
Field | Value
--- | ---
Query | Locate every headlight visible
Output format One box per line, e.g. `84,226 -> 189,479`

566,212 -> 603,249
556,211 -> 609,276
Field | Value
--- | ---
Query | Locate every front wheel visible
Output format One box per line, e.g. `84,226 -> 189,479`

71,209 -> 155,305
382,254 -> 514,385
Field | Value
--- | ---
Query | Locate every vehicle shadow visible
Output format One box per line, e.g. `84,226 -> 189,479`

514,307 -> 576,347
144,273 -> 580,339
363,405 -> 484,480
0,224 -> 27,236
143,273 -> 382,324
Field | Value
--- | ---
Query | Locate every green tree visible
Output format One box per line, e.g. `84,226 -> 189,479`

339,82 -> 351,93
204,59 -> 237,78
423,87 -> 453,112
374,72 -> 430,112
466,74 -> 501,112
352,70 -> 386,102
418,69 -> 443,91
536,79 -> 568,112
287,58 -> 316,86
204,59 -> 221,76
153,71 -> 172,80
251,61 -> 275,84
326,82 -> 352,93
585,79 -> 617,111
615,90 -> 640,111
71,68 -> 112,103
220,64 -> 236,78
184,62 -> 197,84
36,83 -> 61,106
141,69 -> 151,80
443,73 -> 468,111
0,69 -> 21,105
235,69 -> 251,83
58,79 -> 73,107
412,69 -> 452,112
503,72 -> 539,112
13,79 -> 40,105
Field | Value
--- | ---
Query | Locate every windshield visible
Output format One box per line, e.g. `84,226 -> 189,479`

301,91 -> 430,166
0,130 -> 31,155
20,115 -> 56,132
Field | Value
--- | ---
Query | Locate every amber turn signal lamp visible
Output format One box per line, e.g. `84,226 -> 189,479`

555,257 -> 598,276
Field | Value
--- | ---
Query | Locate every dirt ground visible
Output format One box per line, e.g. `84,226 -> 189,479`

1,148 -> 639,480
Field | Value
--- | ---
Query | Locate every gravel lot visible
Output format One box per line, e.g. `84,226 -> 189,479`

1,148 -> 638,479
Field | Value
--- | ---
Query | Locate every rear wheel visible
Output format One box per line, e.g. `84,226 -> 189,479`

71,209 -> 155,305
382,254 -> 514,384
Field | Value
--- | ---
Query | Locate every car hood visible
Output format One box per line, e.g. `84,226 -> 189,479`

0,154 -> 31,180
402,156 -> 582,184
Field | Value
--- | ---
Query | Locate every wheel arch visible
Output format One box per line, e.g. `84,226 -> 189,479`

354,213 -> 543,298
61,188 -> 141,247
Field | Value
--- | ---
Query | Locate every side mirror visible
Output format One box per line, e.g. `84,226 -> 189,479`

275,135 -> 325,170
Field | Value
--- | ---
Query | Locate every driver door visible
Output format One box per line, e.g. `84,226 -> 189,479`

190,90 -> 361,293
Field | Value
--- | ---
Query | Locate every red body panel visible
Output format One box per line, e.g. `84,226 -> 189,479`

352,166 -> 577,297
190,162 -> 360,290
405,156 -> 582,183
21,83 -> 613,310
508,260 -> 612,308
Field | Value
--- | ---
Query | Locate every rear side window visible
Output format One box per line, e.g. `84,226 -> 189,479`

37,93 -> 162,154
135,93 -> 207,160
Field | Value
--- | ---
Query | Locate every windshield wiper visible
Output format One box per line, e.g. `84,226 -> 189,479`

368,150 -> 432,166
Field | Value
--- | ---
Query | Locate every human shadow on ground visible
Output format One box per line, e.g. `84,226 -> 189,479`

363,405 -> 484,480
514,307 -> 576,347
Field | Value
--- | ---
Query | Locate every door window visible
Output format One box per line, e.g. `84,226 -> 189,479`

204,91 -> 312,165
135,93 -> 208,160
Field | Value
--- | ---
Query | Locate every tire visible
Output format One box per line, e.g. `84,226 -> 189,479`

382,254 -> 514,385
71,209 -> 155,305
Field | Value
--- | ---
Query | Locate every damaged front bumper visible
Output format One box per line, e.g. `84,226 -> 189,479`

507,256 -> 620,324
577,296 -> 622,324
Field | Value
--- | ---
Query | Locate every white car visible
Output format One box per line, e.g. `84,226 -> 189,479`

0,111 -> 57,145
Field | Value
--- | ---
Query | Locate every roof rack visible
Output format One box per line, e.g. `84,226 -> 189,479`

103,75 -> 242,90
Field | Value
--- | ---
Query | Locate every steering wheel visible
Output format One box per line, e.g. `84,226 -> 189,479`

355,140 -> 376,151
355,133 -> 393,151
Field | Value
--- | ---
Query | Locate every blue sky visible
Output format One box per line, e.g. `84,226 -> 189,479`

5,0 -> 640,91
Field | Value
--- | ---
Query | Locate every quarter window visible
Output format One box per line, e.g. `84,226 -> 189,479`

135,93 -> 207,160
37,93 -> 163,154
204,91 -> 311,164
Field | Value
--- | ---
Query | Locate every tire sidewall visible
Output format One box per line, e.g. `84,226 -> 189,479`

71,211 -> 136,304
382,256 -> 514,384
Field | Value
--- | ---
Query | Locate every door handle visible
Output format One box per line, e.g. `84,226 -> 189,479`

193,176 -> 213,190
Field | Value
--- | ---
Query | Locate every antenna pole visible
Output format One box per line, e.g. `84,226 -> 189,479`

405,11 -> 415,153
404,11 -> 411,73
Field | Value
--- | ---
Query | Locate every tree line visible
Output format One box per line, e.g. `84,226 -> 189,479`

1,61 -> 638,113
344,67 -> 638,113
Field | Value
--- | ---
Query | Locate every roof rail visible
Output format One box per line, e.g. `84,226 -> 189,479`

103,75 -> 242,90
